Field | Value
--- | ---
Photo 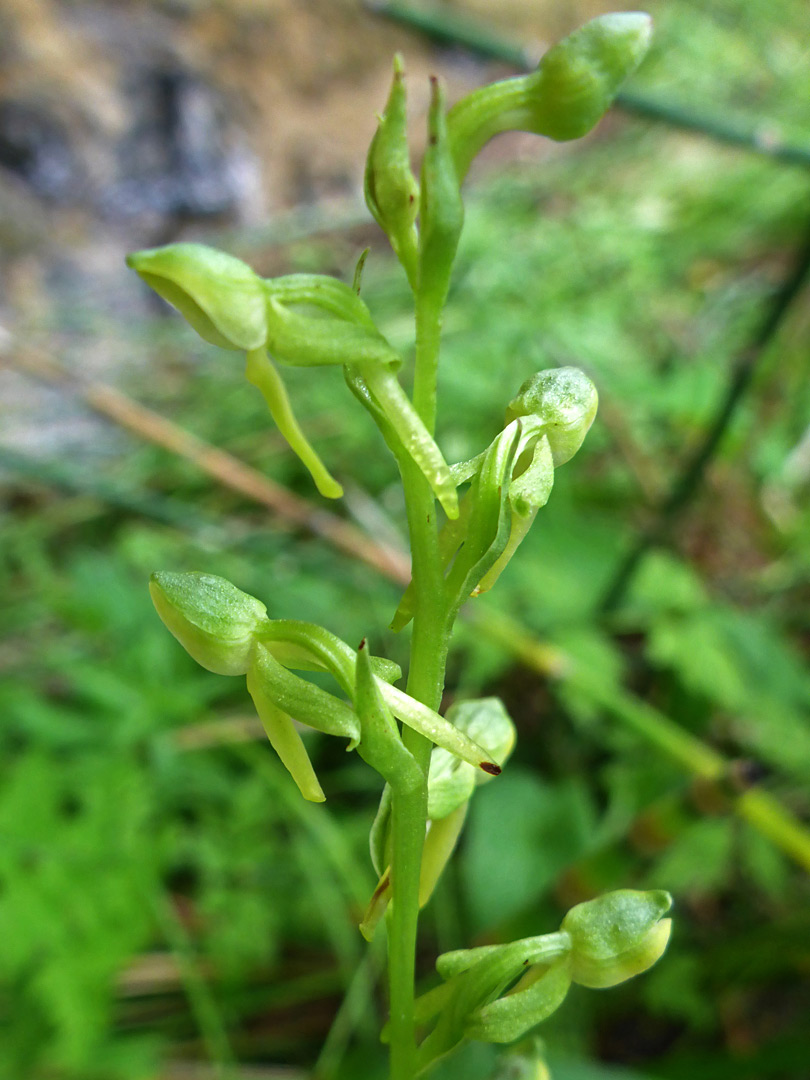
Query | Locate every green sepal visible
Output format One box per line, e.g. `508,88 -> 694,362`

149,571 -> 269,676
257,618 -> 401,696
265,297 -> 400,369
465,958 -> 572,1044
448,13 -> 653,181
249,642 -> 360,743
506,367 -> 598,467
126,243 -> 267,350
436,933 -> 570,982
263,273 -> 375,326
561,889 -> 673,988
364,54 -> 420,288
418,76 -> 464,311
418,932 -> 570,1070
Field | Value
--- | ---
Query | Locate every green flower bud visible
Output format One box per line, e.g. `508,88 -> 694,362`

365,55 -> 420,288
149,571 -> 269,676
561,889 -> 673,989
448,13 -> 653,181
126,243 -> 267,350
418,75 -> 464,308
506,367 -> 598,467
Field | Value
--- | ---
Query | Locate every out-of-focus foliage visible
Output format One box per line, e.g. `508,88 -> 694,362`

2,0 -> 810,1077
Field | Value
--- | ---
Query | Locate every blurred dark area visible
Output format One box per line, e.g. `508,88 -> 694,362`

0,2 -> 809,1079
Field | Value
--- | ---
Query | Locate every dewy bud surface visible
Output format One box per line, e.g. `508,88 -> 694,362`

127,243 -> 268,351
506,367 -> 598,466
149,571 -> 269,676
562,889 -> 673,989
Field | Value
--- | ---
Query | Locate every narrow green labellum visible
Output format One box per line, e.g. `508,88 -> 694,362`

447,12 -> 653,181
245,347 -> 343,499
246,673 -> 326,803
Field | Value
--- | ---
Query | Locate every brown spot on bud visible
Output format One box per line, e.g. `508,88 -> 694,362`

480,761 -> 501,776
358,638 -> 367,650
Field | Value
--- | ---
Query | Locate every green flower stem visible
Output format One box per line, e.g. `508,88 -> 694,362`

413,288 -> 443,434
384,185 -> 463,1070
387,451 -> 454,1079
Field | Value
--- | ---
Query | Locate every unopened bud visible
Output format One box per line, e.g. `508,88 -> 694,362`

562,889 -> 673,989
127,243 -> 267,351
149,571 -> 269,676
506,367 -> 598,467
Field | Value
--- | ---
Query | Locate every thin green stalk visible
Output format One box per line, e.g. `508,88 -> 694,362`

387,287 -> 453,1078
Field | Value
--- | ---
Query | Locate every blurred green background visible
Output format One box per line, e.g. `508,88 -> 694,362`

1,1 -> 809,1078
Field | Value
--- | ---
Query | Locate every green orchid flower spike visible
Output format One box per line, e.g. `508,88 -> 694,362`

138,14 -> 667,1079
